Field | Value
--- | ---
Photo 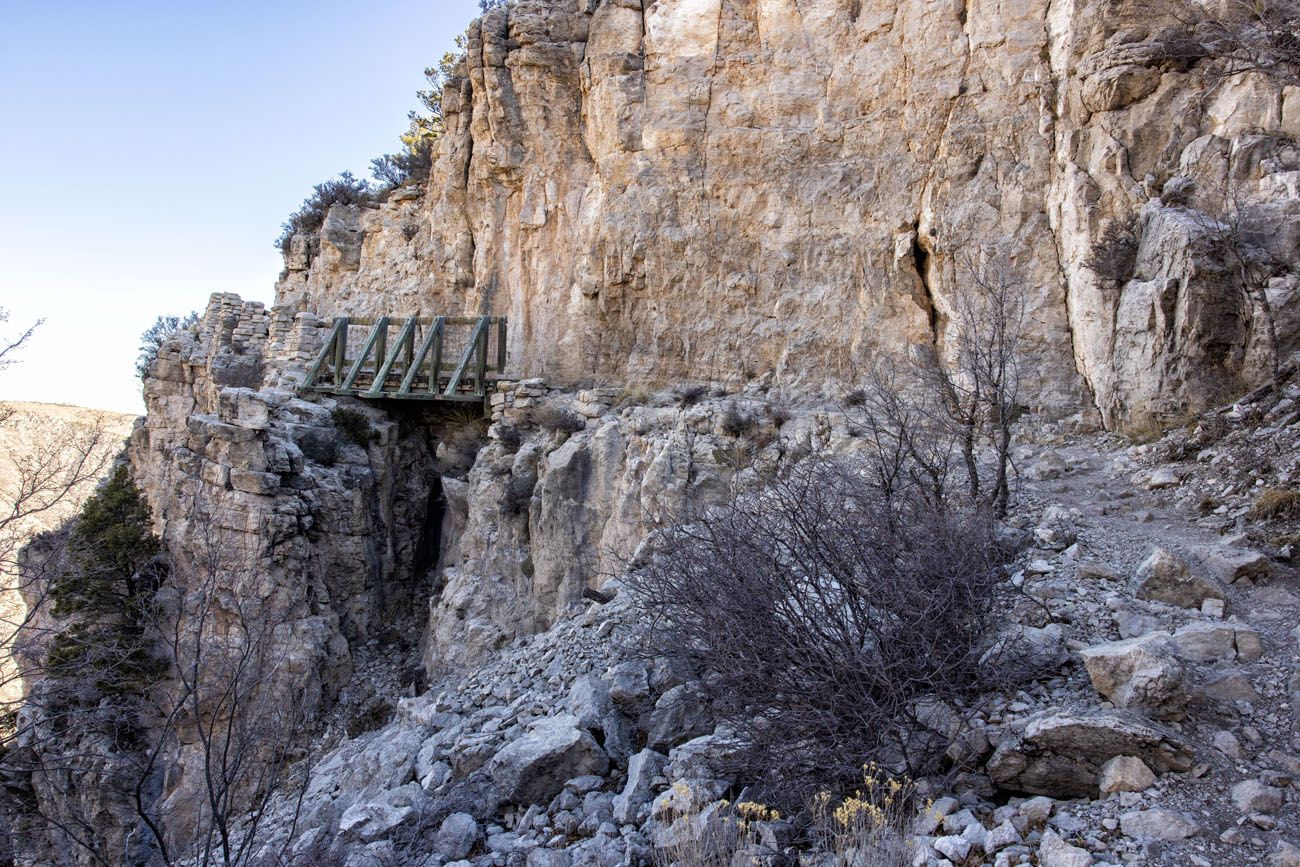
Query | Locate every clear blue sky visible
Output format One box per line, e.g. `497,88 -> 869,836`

0,0 -> 483,414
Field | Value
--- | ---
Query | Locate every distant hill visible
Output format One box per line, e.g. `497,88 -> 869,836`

0,401 -> 137,538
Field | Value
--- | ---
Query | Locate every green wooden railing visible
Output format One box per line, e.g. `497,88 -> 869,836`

300,315 -> 506,404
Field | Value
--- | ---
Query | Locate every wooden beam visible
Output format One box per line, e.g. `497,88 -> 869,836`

398,316 -> 444,395
303,319 -> 344,389
475,316 -> 488,396
368,316 -> 416,396
341,317 -> 388,390
429,317 -> 444,394
444,316 -> 489,397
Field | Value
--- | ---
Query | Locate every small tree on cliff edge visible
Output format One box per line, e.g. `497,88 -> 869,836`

137,312 -> 199,381
45,465 -> 166,695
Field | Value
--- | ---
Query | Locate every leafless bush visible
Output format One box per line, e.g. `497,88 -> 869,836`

2,491 -> 319,867
1087,217 -> 1140,284
847,247 -> 1026,516
719,402 -> 756,438
0,307 -> 40,376
1174,0 -> 1300,85
625,457 -> 1008,807
842,388 -> 869,408
529,405 -> 585,434
673,384 -> 709,408
765,402 -> 793,428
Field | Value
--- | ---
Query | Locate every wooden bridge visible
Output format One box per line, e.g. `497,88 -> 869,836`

301,315 -> 507,404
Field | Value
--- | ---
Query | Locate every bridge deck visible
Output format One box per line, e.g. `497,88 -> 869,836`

300,315 -> 506,406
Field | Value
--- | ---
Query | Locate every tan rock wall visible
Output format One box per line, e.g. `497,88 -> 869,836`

275,0 -> 1299,432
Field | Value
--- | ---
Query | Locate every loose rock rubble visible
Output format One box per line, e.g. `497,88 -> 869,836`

224,365 -> 1300,867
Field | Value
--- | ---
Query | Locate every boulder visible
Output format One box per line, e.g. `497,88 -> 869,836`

1078,634 -> 1186,718
667,733 -> 743,784
1172,621 -> 1262,663
1132,548 -> 1225,608
527,850 -> 573,867
1038,830 -> 1094,867
436,813 -> 482,861
985,819 -> 1022,852
605,660 -> 651,710
1200,669 -> 1261,704
983,623 -> 1069,674
337,783 -> 429,842
1035,506 -> 1079,551
1098,756 -> 1156,794
986,710 -> 1193,798
643,683 -> 713,751
1029,451 -> 1069,481
1119,809 -> 1200,841
613,749 -> 668,824
1274,840 -> 1300,867
1189,545 -> 1270,584
567,675 -> 634,764
1232,779 -> 1284,814
933,835 -> 972,862
488,716 -> 610,805
1147,467 -> 1181,489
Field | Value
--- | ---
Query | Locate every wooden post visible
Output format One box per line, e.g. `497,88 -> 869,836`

445,316 -> 488,396
398,316 -> 443,395
430,316 -> 445,394
333,318 -> 349,388
476,316 -> 488,396
496,317 -> 507,374
402,317 -> 416,380
374,321 -> 387,387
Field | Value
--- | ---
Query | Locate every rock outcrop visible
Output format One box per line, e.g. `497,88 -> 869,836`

276,0 -> 1299,433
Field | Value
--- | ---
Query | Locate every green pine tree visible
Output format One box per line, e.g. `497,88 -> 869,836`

47,465 -> 165,695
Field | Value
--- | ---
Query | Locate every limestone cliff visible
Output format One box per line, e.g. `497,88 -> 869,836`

276,0 -> 1300,432
8,0 -> 1300,862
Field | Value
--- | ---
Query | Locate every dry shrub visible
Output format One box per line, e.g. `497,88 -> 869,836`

1249,487 -> 1300,520
766,402 -> 793,428
332,407 -> 378,447
494,423 -> 522,452
811,764 -> 920,867
1088,217 -> 1140,284
616,387 -> 651,408
719,402 -> 756,438
625,457 -> 1007,808
530,404 -> 585,434
652,791 -> 784,867
674,384 -> 709,407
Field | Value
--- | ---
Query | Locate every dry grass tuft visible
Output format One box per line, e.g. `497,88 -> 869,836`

1249,487 -> 1300,520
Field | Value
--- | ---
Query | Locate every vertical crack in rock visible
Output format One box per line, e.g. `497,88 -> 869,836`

910,222 -> 941,346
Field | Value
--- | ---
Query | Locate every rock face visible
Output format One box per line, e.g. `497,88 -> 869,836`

275,0 -> 1300,433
